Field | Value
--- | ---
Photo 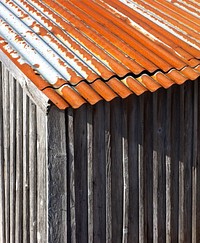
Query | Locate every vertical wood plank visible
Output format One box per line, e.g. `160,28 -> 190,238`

48,106 -> 68,243
74,105 -> 88,243
127,95 -> 139,243
179,85 -> 185,243
105,102 -> 112,243
138,94 -> 145,243
67,108 -> 76,243
122,100 -> 129,243
37,107 -> 48,243
144,93 -> 153,242
196,80 -> 200,242
166,88 -> 172,243
87,105 -> 94,243
192,81 -> 198,242
10,75 -> 16,243
22,92 -> 29,243
29,101 -> 37,243
170,85 -> 179,242
0,62 -> 5,243
15,82 -> 23,243
183,82 -> 193,243
153,89 -> 167,243
110,99 -> 123,243
93,101 -> 106,243
2,66 -> 10,243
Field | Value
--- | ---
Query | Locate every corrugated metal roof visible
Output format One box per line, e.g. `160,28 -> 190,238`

0,0 -> 200,109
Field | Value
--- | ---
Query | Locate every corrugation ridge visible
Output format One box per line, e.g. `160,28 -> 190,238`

24,0 -> 146,75
124,0 -> 200,51
138,0 -> 200,31
0,2 -> 85,85
23,0 -> 131,78
48,0 -> 173,72
69,0 -> 186,71
101,0 -> 200,60
6,0 -> 117,81
40,0 -> 160,73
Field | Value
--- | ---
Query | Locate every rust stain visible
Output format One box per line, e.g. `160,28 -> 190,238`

1,0 -> 200,109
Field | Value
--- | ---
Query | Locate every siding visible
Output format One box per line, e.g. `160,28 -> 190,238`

48,80 -> 200,242
0,62 -> 48,243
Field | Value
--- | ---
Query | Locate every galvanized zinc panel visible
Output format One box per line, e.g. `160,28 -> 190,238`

0,0 -> 200,108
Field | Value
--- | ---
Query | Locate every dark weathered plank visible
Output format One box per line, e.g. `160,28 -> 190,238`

196,80 -> 200,242
179,85 -> 185,243
74,104 -> 88,243
105,102 -> 112,243
15,82 -> 23,243
170,85 -> 180,242
138,94 -> 145,243
93,101 -> 106,243
153,89 -> 167,243
48,106 -> 68,243
192,81 -> 198,242
37,107 -> 48,243
110,98 -> 123,243
127,95 -> 139,243
122,100 -> 129,243
183,82 -> 193,242
165,88 -> 172,243
87,105 -> 94,243
67,108 -> 76,243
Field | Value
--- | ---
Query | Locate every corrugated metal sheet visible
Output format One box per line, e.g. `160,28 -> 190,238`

0,0 -> 200,109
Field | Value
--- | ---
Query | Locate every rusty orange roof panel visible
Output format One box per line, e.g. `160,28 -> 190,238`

0,0 -> 200,109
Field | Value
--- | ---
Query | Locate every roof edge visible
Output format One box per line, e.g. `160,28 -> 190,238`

0,49 -> 50,114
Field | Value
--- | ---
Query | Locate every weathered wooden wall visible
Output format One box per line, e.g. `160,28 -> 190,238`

0,62 -> 48,243
48,79 -> 200,243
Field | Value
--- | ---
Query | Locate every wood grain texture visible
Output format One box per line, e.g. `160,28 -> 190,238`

48,106 -> 68,243
0,62 -> 5,243
2,65 -> 10,243
10,75 -> 16,243
37,108 -> 48,243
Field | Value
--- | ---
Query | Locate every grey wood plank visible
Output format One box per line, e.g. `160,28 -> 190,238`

110,98 -> 123,243
183,82 -> 193,243
196,80 -> 200,242
22,92 -> 29,243
37,107 -> 48,243
143,93 -> 153,242
122,100 -> 129,243
0,62 -> 6,243
87,105 -> 94,243
93,101 -> 106,243
15,82 -> 23,243
67,108 -> 76,243
74,104 -> 88,243
192,81 -> 198,242
9,74 -> 16,243
165,88 -> 172,243
105,102 -> 112,243
179,85 -> 185,243
170,85 -> 179,242
2,65 -> 10,243
127,95 -> 139,243
0,50 -> 49,113
138,94 -> 145,243
48,106 -> 67,243
153,89 -> 167,243
29,100 -> 37,243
